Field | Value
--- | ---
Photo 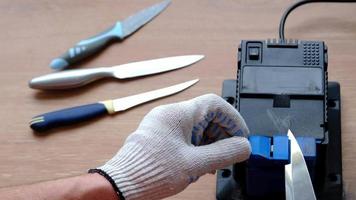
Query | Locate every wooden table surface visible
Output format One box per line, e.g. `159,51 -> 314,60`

0,0 -> 356,199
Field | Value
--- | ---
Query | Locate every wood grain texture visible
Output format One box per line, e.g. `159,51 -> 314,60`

0,0 -> 355,199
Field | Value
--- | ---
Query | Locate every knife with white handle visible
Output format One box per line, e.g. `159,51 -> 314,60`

30,55 -> 204,90
30,79 -> 199,132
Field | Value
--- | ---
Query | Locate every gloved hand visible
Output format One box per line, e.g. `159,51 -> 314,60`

91,94 -> 251,200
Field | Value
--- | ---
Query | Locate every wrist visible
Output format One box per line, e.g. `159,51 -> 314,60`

89,169 -> 125,200
96,143 -> 181,200
79,173 -> 118,200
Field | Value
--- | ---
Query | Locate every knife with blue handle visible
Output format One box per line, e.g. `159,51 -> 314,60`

30,79 -> 199,132
30,103 -> 110,132
50,0 -> 171,70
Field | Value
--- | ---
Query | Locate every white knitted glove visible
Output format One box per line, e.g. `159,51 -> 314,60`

93,94 -> 251,200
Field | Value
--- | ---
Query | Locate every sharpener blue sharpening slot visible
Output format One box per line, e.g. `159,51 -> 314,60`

246,135 -> 316,197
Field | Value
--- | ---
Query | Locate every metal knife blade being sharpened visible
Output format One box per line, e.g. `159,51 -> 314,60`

30,55 -> 204,90
30,79 -> 199,132
50,0 -> 171,70
285,129 -> 316,200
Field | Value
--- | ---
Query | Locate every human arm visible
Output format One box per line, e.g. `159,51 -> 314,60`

0,173 -> 118,200
0,94 -> 251,200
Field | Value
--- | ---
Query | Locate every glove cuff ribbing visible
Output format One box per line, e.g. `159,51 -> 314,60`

96,144 -> 179,200
88,168 -> 125,200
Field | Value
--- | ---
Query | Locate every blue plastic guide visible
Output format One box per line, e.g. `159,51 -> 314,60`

246,135 -> 316,197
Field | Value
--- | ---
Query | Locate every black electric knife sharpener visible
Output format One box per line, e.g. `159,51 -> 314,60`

216,39 -> 342,200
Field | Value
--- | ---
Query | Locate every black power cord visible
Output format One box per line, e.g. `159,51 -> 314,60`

279,0 -> 356,40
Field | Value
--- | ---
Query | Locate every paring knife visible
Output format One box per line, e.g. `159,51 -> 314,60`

50,0 -> 171,70
30,79 -> 199,132
31,55 -> 204,90
285,129 -> 316,200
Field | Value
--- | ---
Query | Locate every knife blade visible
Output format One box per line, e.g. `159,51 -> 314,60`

30,55 -> 204,90
30,79 -> 199,132
285,129 -> 316,200
50,0 -> 171,70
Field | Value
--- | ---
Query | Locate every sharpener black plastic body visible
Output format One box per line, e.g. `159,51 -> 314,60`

216,39 -> 342,200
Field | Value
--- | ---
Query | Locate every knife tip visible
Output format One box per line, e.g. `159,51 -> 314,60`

176,79 -> 199,92
50,58 -> 69,70
187,78 -> 200,86
197,55 -> 205,60
184,55 -> 205,63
